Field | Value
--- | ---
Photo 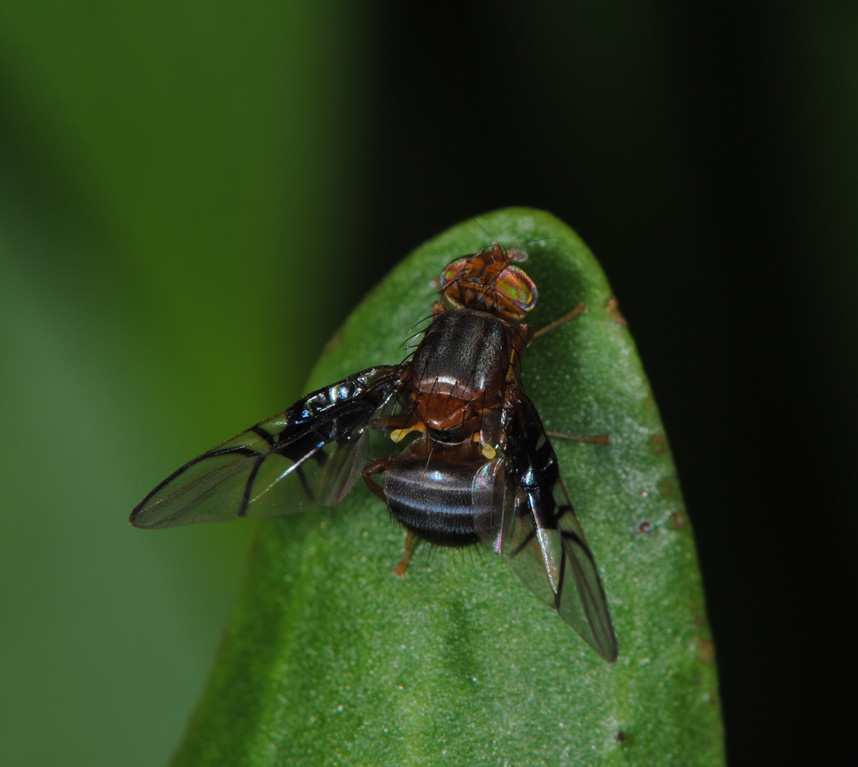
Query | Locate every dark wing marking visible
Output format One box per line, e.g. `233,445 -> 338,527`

492,394 -> 618,661
130,366 -> 403,529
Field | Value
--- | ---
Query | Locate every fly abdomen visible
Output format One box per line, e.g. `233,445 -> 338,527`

383,441 -> 490,547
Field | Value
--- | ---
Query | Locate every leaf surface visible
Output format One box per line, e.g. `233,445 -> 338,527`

172,208 -> 724,766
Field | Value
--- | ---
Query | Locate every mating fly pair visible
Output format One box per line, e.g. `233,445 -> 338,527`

131,243 -> 618,662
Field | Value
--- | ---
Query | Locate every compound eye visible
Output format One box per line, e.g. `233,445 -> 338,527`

496,265 -> 537,313
439,258 -> 469,290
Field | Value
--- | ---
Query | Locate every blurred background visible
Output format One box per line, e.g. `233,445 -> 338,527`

1,2 -> 853,765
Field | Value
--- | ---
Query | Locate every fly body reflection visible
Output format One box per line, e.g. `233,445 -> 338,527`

131,244 -> 618,661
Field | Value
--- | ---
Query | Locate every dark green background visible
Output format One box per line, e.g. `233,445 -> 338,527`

0,3 -> 853,765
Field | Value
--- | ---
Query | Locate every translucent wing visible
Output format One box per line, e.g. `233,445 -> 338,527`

130,366 -> 403,529
483,394 -> 618,661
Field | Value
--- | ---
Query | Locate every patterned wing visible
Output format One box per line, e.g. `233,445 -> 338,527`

130,366 -> 403,529
492,394 -> 618,661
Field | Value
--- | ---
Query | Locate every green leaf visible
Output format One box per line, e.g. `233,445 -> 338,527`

172,208 -> 724,766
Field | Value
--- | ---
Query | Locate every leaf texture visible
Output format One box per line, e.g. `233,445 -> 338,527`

172,208 -> 724,767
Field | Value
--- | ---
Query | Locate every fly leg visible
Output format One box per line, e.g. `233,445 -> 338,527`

392,531 -> 416,578
535,294 -> 628,339
530,303 -> 611,444
545,429 -> 610,445
362,458 -> 418,576
361,457 -> 390,503
532,302 -> 587,340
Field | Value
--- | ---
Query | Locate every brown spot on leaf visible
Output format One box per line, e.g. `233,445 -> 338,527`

657,475 -> 678,497
697,640 -> 715,663
323,329 -> 344,355
670,508 -> 688,529
607,295 -> 628,326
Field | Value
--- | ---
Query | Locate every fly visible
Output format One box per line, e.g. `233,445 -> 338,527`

130,243 -> 618,661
